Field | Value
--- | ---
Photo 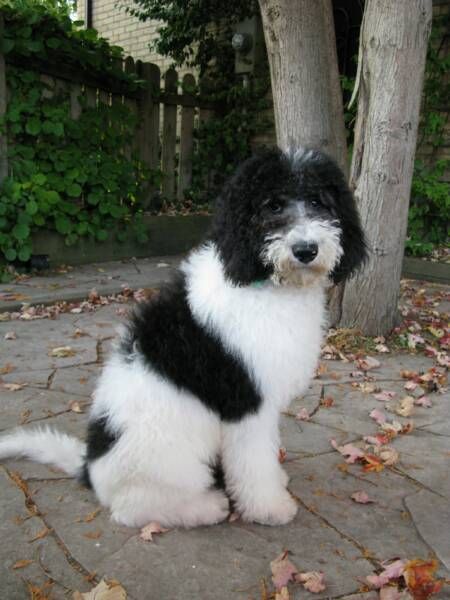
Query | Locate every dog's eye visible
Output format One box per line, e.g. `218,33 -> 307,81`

268,201 -> 283,214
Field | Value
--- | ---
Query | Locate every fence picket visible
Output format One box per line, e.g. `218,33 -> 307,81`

137,61 -> 161,208
161,68 -> 178,200
178,74 -> 196,201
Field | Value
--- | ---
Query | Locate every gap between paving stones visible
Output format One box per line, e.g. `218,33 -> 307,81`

2,465 -> 96,584
289,491 -> 381,569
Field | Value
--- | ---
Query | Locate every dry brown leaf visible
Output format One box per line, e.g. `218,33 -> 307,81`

139,521 -> 170,542
403,558 -> 444,599
296,571 -> 326,593
356,356 -> 381,371
49,346 -> 77,358
278,447 -> 287,463
12,558 -> 34,569
270,550 -> 298,590
29,527 -> 51,543
366,559 -> 407,588
72,579 -> 127,600
321,396 -> 334,408
83,530 -> 102,540
0,363 -> 16,375
351,491 -> 374,504
275,587 -> 290,600
3,382 -> 27,391
69,400 -> 85,413
83,508 -> 101,523
295,408 -> 310,421
4,331 -> 16,340
331,439 -> 365,463
228,512 -> 240,523
376,446 -> 399,466
396,396 -> 415,417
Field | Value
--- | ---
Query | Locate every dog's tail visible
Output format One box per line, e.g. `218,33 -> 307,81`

0,427 -> 86,477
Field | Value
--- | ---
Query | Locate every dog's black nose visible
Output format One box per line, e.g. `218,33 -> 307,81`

292,242 -> 318,264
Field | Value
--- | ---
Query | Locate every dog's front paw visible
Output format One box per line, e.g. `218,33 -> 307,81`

242,489 -> 298,526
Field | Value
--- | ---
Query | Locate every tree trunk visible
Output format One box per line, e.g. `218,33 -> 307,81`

258,0 -> 347,174
339,0 -> 432,335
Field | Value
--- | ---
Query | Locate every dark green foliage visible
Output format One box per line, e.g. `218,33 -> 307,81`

0,3 -> 157,272
406,13 -> 449,256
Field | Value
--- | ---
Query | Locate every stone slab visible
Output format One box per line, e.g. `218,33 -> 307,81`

405,489 -> 450,570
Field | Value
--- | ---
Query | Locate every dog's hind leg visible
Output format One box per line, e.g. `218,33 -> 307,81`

110,485 -> 229,528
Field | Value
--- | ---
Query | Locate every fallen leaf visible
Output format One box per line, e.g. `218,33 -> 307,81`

351,491 -> 374,504
4,331 -> 16,340
376,446 -> 399,466
275,587 -> 290,600
362,454 -> 385,473
356,356 -> 381,371
330,439 -> 365,464
49,346 -> 76,358
321,396 -> 334,408
69,400 -> 84,413
83,530 -> 102,540
12,559 -> 34,569
83,508 -> 101,523
270,551 -> 298,591
366,559 -> 407,589
370,409 -> 387,425
72,579 -> 127,600
359,382 -> 378,393
375,343 -> 390,353
381,420 -> 404,435
295,408 -> 310,421
0,363 -> 16,375
295,571 -> 326,593
3,382 -> 27,391
379,587 -> 412,600
404,381 -> 418,392
403,559 -> 444,600
396,396 -> 415,417
374,390 -> 397,402
29,527 -> 51,543
278,447 -> 287,463
228,512 -> 240,523
414,396 -> 432,408
139,521 -> 170,542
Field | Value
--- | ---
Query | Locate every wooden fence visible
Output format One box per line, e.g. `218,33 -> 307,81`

0,20 -> 216,204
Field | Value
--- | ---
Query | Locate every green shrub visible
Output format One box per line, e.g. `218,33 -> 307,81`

0,3 -> 158,272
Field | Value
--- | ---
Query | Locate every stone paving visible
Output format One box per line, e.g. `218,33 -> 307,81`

0,267 -> 449,600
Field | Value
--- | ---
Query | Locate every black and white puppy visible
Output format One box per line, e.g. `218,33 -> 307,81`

0,147 -> 366,528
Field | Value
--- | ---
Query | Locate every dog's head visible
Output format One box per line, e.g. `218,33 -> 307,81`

211,147 -> 367,287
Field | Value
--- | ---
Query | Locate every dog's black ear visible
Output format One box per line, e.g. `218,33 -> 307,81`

211,149 -> 286,285
330,183 -> 368,284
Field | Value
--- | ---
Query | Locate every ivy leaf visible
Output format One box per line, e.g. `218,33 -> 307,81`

0,38 -> 14,54
96,229 -> 108,241
32,173 -> 47,186
12,223 -> 30,241
25,118 -> 41,136
25,200 -> 38,215
55,216 -> 72,235
4,248 -> 17,261
18,246 -> 32,262
67,183 -> 82,198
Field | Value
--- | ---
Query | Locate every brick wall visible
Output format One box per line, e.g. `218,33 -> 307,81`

77,0 -> 182,72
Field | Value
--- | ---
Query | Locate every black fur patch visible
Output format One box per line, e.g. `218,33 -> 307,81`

80,417 -> 119,487
120,275 -> 261,422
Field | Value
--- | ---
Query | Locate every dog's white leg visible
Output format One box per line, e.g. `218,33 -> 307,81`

110,485 -> 229,528
222,407 -> 297,525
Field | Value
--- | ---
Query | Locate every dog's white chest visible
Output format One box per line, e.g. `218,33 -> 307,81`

184,245 -> 327,410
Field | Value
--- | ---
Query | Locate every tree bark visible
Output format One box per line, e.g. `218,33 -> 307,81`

258,0 -> 347,174
339,0 -> 432,335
